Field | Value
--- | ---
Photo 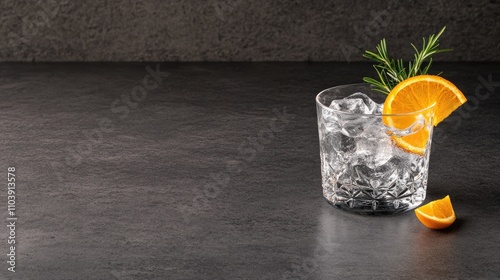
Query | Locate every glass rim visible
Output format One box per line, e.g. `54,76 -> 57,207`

315,83 -> 436,117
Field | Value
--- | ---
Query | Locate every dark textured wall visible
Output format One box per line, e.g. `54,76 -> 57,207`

0,0 -> 498,62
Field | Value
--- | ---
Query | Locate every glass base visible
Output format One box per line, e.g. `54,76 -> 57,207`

323,184 -> 426,215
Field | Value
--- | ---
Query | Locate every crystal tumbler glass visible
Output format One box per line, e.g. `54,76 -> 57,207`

316,84 -> 435,214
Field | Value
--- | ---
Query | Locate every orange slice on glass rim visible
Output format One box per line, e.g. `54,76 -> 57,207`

382,75 -> 467,155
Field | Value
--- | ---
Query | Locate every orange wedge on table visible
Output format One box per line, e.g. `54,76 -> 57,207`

382,75 -> 467,155
415,195 -> 456,229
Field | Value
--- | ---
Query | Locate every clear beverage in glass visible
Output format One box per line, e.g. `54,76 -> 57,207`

316,84 -> 435,214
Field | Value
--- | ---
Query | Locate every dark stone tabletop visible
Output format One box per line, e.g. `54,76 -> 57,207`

0,62 -> 499,279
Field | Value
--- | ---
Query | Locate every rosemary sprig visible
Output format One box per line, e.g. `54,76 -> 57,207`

363,26 -> 452,94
